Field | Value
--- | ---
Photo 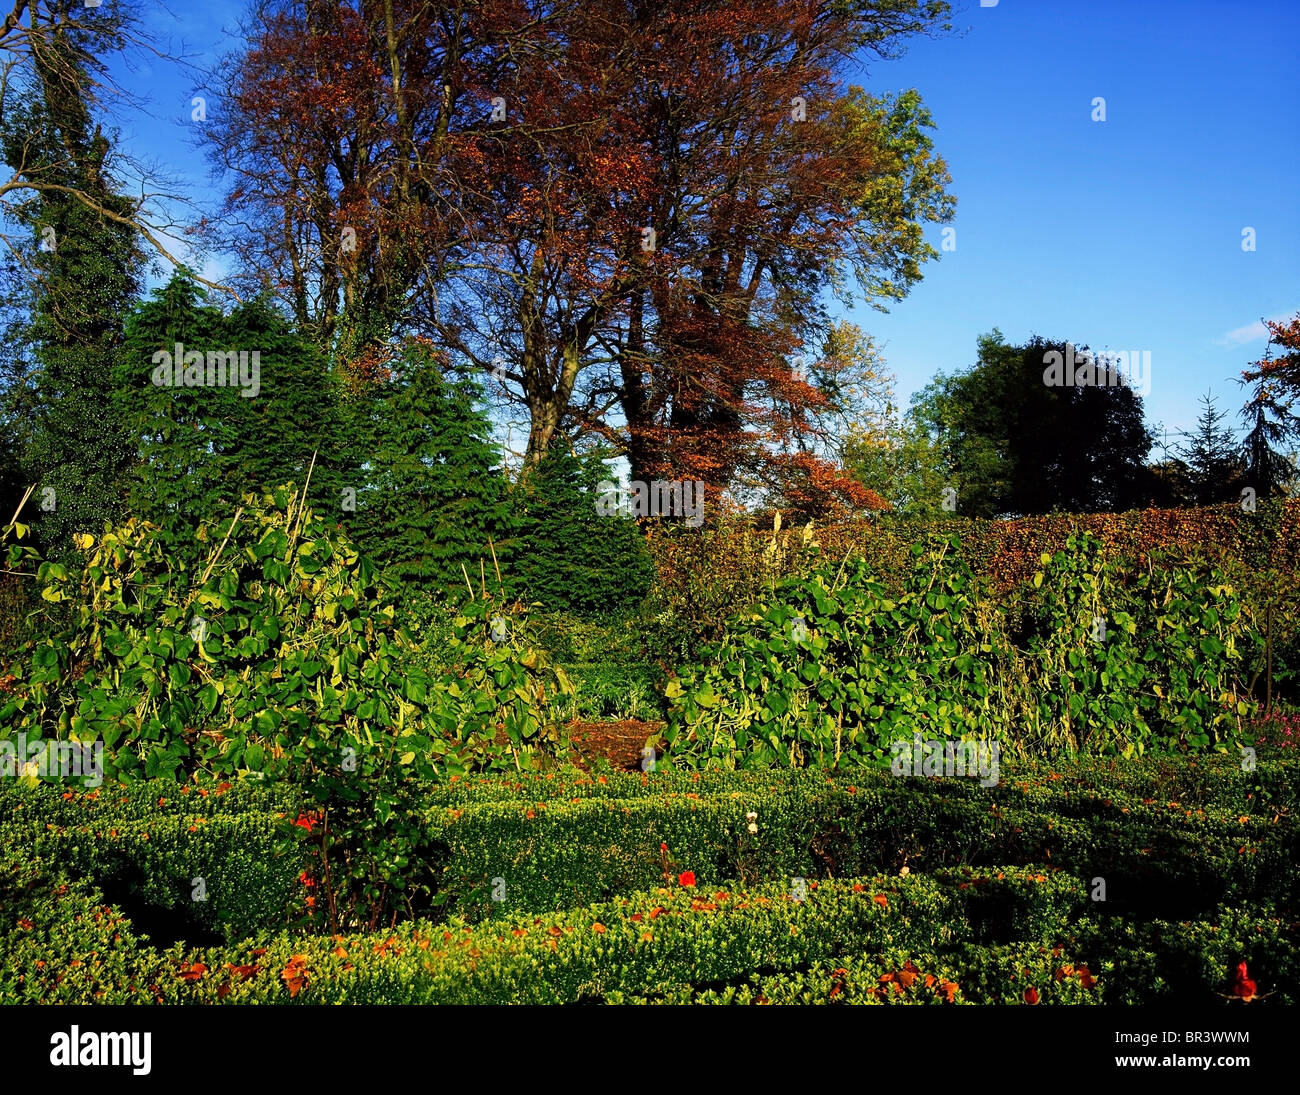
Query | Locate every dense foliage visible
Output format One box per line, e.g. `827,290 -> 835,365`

116,274 -> 354,552
909,331 -> 1155,516
0,489 -> 574,928
661,532 -> 1258,769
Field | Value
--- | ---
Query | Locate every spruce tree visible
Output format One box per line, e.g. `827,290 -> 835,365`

510,439 -> 655,617
117,273 -> 228,531
348,346 -> 513,596
118,271 -> 355,551
1177,391 -> 1246,505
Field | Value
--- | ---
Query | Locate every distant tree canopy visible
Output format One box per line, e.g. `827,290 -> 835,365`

911,332 -> 1153,518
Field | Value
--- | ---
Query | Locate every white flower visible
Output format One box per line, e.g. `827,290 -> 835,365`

899,865 -> 910,877
746,811 -> 757,820
747,822 -> 758,834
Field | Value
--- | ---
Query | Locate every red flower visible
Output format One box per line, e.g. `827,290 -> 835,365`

660,842 -> 668,852
1023,986 -> 1040,1005
293,812 -> 316,833
678,871 -> 696,887
1233,962 -> 1259,1001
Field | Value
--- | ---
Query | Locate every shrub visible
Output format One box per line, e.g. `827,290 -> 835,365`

0,780 -> 302,943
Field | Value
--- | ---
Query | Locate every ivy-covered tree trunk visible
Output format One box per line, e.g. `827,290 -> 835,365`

2,22 -> 142,556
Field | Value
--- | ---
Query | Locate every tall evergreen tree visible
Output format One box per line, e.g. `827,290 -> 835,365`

1,19 -> 142,554
348,346 -> 513,595
510,440 -> 655,617
1237,374 -> 1300,496
1177,391 -> 1247,506
117,271 -> 354,550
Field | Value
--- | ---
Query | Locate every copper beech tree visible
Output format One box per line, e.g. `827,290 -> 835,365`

206,0 -> 955,515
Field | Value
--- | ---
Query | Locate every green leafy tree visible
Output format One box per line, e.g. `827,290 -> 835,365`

844,414 -> 949,516
510,440 -> 655,617
912,332 -> 1153,517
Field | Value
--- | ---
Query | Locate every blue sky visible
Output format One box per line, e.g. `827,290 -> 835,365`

837,0 -> 1300,446
105,0 -> 1299,446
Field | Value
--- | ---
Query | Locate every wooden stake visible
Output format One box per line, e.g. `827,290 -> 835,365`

200,507 -> 244,588
288,451 -> 318,551
5,485 -> 34,531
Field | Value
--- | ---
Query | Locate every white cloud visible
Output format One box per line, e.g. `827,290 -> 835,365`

1216,314 -> 1290,348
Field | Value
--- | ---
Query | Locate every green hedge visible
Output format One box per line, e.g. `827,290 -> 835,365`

426,773 -> 1297,923
2,754 -> 1294,938
5,862 -> 1295,1005
0,780 -> 301,943
0,867 -> 1080,1003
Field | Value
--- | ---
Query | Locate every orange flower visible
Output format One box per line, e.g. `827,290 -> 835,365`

872,895 -> 888,907
592,923 -> 606,933
281,955 -> 310,997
